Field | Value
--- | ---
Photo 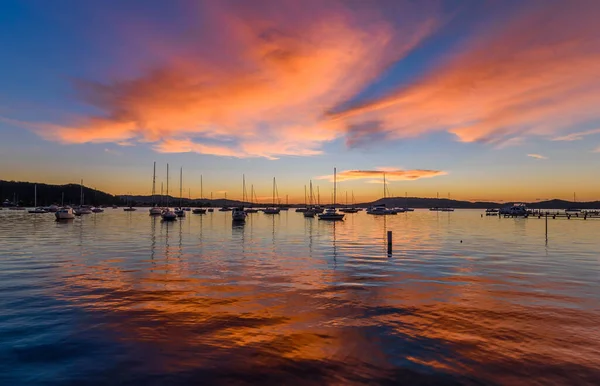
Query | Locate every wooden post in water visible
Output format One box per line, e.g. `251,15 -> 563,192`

387,231 -> 392,254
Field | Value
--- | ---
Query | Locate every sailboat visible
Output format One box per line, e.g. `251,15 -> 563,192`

75,180 -> 93,215
296,186 -> 308,212
161,164 -> 177,221
149,161 -> 162,215
319,168 -> 344,220
304,181 -> 316,218
175,167 -> 186,217
193,175 -> 207,214
340,191 -> 359,213
219,192 -> 232,211
28,184 -> 47,213
367,173 -> 396,215
123,193 -> 136,211
263,178 -> 281,214
244,179 -> 259,213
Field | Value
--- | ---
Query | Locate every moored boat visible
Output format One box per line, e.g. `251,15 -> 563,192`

55,207 -> 75,220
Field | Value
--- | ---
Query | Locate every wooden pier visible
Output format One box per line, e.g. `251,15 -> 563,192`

495,210 -> 600,220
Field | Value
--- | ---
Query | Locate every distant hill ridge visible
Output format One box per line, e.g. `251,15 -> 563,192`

1,180 -> 598,209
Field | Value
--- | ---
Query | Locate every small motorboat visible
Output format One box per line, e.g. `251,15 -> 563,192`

318,207 -> 344,221
295,208 -> 308,213
244,208 -> 259,213
123,206 -> 136,212
263,207 -> 280,214
184,207 -> 191,211
175,208 -> 186,217
232,207 -> 247,222
207,208 -> 214,212
55,207 -> 75,220
112,205 -> 118,209
192,208 -> 207,214
367,205 -> 395,215
92,207 -> 104,213
45,205 -> 59,213
219,207 -> 232,212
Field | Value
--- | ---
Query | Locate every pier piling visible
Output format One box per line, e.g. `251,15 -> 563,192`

387,231 -> 392,254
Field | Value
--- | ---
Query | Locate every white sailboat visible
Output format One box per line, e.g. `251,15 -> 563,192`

319,168 -> 344,221
161,164 -> 177,221
367,173 -> 396,215
193,175 -> 207,214
304,181 -> 316,218
174,167 -> 186,217
74,180 -> 92,215
149,161 -> 162,215
28,184 -> 47,213
263,177 -> 281,214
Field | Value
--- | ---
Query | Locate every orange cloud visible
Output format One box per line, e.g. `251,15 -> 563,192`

316,168 -> 447,182
330,2 -> 600,147
14,1 -> 441,159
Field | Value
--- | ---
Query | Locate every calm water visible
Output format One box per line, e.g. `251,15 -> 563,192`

0,209 -> 599,385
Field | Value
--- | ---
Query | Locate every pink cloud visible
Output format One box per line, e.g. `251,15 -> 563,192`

329,2 -> 600,147
316,168 -> 447,182
13,1 -> 441,159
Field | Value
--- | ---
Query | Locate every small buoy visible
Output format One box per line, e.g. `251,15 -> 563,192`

460,240 -> 463,243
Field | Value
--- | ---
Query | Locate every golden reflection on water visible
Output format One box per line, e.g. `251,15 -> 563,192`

1,209 -> 599,384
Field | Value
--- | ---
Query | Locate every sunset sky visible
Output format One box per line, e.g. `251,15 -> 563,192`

1,0 -> 599,203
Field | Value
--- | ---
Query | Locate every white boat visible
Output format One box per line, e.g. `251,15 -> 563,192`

55,207 -> 75,220
232,207 -> 247,222
319,168 -> 344,221
28,185 -> 47,213
499,203 -> 528,216
149,207 -> 162,215
160,164 -> 177,221
367,205 -> 396,215
264,177 -> 281,214
161,208 -> 177,221
123,206 -> 136,212
149,161 -> 162,215
174,167 -> 186,217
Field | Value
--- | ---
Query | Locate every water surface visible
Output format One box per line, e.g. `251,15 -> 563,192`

0,209 -> 599,385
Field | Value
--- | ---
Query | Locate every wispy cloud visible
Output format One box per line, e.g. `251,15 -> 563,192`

104,148 -> 121,155
329,2 -> 600,147
552,128 -> 600,142
9,1 -> 441,159
527,153 -> 548,160
316,168 -> 446,182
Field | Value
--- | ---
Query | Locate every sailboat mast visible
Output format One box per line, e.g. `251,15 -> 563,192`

80,179 -> 83,206
272,177 -> 275,206
383,173 -> 386,200
309,180 -> 313,206
166,164 -> 170,207
317,186 -> 320,206
243,174 -> 246,202
334,167 -> 337,207
34,184 -> 37,207
152,161 -> 156,205
179,167 -> 183,208
304,185 -> 307,206
161,182 -> 163,206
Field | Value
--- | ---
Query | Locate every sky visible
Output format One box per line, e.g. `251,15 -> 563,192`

1,0 -> 599,203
